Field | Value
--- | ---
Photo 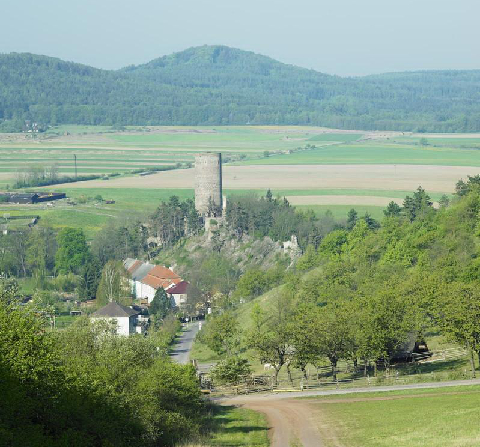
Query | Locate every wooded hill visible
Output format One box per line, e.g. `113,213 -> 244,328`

199,178 -> 480,385
1,45 -> 480,132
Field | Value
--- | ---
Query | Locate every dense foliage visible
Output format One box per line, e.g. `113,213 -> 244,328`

203,177 -> 480,383
149,196 -> 202,249
1,46 -> 480,131
226,190 -> 338,250
0,296 -> 204,446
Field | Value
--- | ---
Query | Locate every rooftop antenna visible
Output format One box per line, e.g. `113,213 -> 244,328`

74,154 -> 77,179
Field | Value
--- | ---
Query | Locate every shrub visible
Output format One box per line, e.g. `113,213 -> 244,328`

211,357 -> 251,385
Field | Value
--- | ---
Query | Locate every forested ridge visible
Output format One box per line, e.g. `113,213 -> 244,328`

1,45 -> 480,131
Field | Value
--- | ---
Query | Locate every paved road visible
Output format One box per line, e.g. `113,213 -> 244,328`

170,321 -> 200,364
222,378 -> 480,447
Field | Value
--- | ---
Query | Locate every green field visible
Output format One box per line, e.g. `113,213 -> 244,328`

0,126 -> 320,182
239,142 -> 480,166
312,386 -> 480,447
4,128 -> 480,185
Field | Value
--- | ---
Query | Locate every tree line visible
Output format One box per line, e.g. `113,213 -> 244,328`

1,47 -> 480,132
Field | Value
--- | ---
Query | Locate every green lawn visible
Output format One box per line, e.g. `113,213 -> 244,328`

312,386 -> 480,447
0,185 -> 447,239
208,406 -> 269,447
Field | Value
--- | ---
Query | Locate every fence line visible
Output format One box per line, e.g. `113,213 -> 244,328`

201,347 -> 470,395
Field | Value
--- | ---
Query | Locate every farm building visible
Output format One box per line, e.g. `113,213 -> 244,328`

0,192 -> 66,204
36,192 -> 67,202
90,301 -> 143,336
124,258 -> 183,304
0,193 -> 39,204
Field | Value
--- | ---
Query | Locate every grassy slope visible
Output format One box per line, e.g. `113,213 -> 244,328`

194,265 -> 469,380
312,386 -> 480,447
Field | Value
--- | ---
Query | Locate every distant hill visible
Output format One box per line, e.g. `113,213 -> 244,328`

1,45 -> 480,132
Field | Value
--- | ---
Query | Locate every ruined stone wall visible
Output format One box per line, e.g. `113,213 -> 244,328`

194,152 -> 222,216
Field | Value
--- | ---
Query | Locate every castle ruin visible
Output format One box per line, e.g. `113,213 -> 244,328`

194,152 -> 223,217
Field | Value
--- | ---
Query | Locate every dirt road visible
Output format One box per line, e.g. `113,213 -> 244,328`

235,398 -> 327,447
222,378 -> 480,447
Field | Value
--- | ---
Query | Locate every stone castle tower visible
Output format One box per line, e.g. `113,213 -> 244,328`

194,152 -> 223,217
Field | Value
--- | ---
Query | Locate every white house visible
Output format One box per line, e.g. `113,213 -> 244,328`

124,259 -> 155,298
167,280 -> 190,307
123,259 -> 182,304
91,302 -> 141,336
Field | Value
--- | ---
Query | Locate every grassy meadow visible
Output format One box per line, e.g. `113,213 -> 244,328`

310,385 -> 480,447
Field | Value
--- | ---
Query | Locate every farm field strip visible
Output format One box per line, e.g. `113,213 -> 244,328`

239,142 -> 480,166
0,155 -> 188,161
52,187 -> 435,208
56,164 -> 478,193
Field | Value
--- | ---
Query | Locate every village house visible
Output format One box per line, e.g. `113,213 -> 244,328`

123,258 -> 183,304
90,301 -> 143,336
167,280 -> 190,307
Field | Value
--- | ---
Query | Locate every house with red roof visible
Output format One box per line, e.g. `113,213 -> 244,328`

167,280 -> 190,307
123,259 -> 183,304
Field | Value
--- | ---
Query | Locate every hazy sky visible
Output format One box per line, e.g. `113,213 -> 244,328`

0,0 -> 478,76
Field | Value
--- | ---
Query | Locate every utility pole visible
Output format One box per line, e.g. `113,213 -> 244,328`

74,154 -> 77,179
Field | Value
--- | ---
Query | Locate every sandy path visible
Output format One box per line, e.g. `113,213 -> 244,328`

52,164 -> 480,193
